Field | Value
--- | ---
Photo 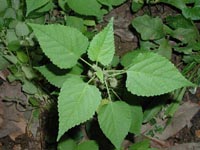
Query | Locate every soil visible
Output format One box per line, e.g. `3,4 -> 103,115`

0,1 -> 200,150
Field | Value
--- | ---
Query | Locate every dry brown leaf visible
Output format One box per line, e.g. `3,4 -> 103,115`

0,69 -> 9,81
9,117 -> 27,140
156,102 -> 200,140
195,130 -> 200,138
0,82 -> 28,139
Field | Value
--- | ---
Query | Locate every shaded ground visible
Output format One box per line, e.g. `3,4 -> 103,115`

0,1 -> 200,150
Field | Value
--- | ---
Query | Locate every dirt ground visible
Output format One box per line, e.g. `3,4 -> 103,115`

0,1 -> 200,150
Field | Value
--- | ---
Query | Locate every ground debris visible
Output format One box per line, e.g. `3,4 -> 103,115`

0,81 -> 41,149
163,143 -> 200,150
156,102 -> 200,140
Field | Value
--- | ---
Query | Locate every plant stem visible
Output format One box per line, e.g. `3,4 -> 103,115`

105,69 -> 125,73
110,70 -> 126,77
80,57 -> 93,68
25,47 -> 32,67
105,79 -> 112,101
111,89 -> 121,100
87,75 -> 95,84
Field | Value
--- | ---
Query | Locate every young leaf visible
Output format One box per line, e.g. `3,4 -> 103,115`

88,18 -> 115,66
26,0 -> 49,16
67,0 -> 103,17
126,51 -> 194,96
132,15 -> 165,40
76,140 -> 99,150
129,140 -> 151,150
131,0 -> 144,12
29,24 -> 89,69
58,139 -> 76,150
58,76 -> 101,140
15,22 -> 30,36
182,6 -> 200,20
98,101 -> 132,149
129,106 -> 143,135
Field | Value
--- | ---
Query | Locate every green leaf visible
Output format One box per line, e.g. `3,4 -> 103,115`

35,1 -> 54,13
7,41 -> 20,51
88,18 -> 115,66
155,38 -> 172,59
22,65 -> 37,79
16,51 -> 29,63
76,140 -> 99,150
58,139 -> 76,150
111,56 -> 120,67
170,28 -> 198,44
98,101 -> 132,149
97,0 -> 126,6
4,8 -> 16,19
35,64 -> 82,88
126,51 -> 194,96
58,0 -> 69,11
58,76 -> 101,140
0,0 -> 8,12
120,49 -> 147,68
143,101 -> 163,123
93,65 -> 104,83
6,29 -> 18,43
26,0 -> 49,16
159,0 -> 186,9
67,0 -> 103,17
66,16 -> 87,33
129,105 -> 143,135
131,0 -> 144,12
29,24 -> 89,69
29,97 -> 40,107
165,14 -> 193,29
11,0 -> 20,10
182,6 -> 200,20
15,22 -> 29,36
132,15 -> 165,40
22,79 -> 38,94
129,140 -> 151,150
0,54 -> 10,70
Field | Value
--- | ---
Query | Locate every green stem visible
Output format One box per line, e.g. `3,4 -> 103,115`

105,79 -> 112,101
80,57 -> 93,68
111,89 -> 121,100
105,69 -> 125,73
87,75 -> 96,84
110,70 -> 126,77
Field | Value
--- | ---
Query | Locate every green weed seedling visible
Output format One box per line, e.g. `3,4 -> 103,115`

30,17 -> 194,149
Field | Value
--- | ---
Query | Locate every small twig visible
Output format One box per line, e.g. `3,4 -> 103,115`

80,124 -> 89,141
